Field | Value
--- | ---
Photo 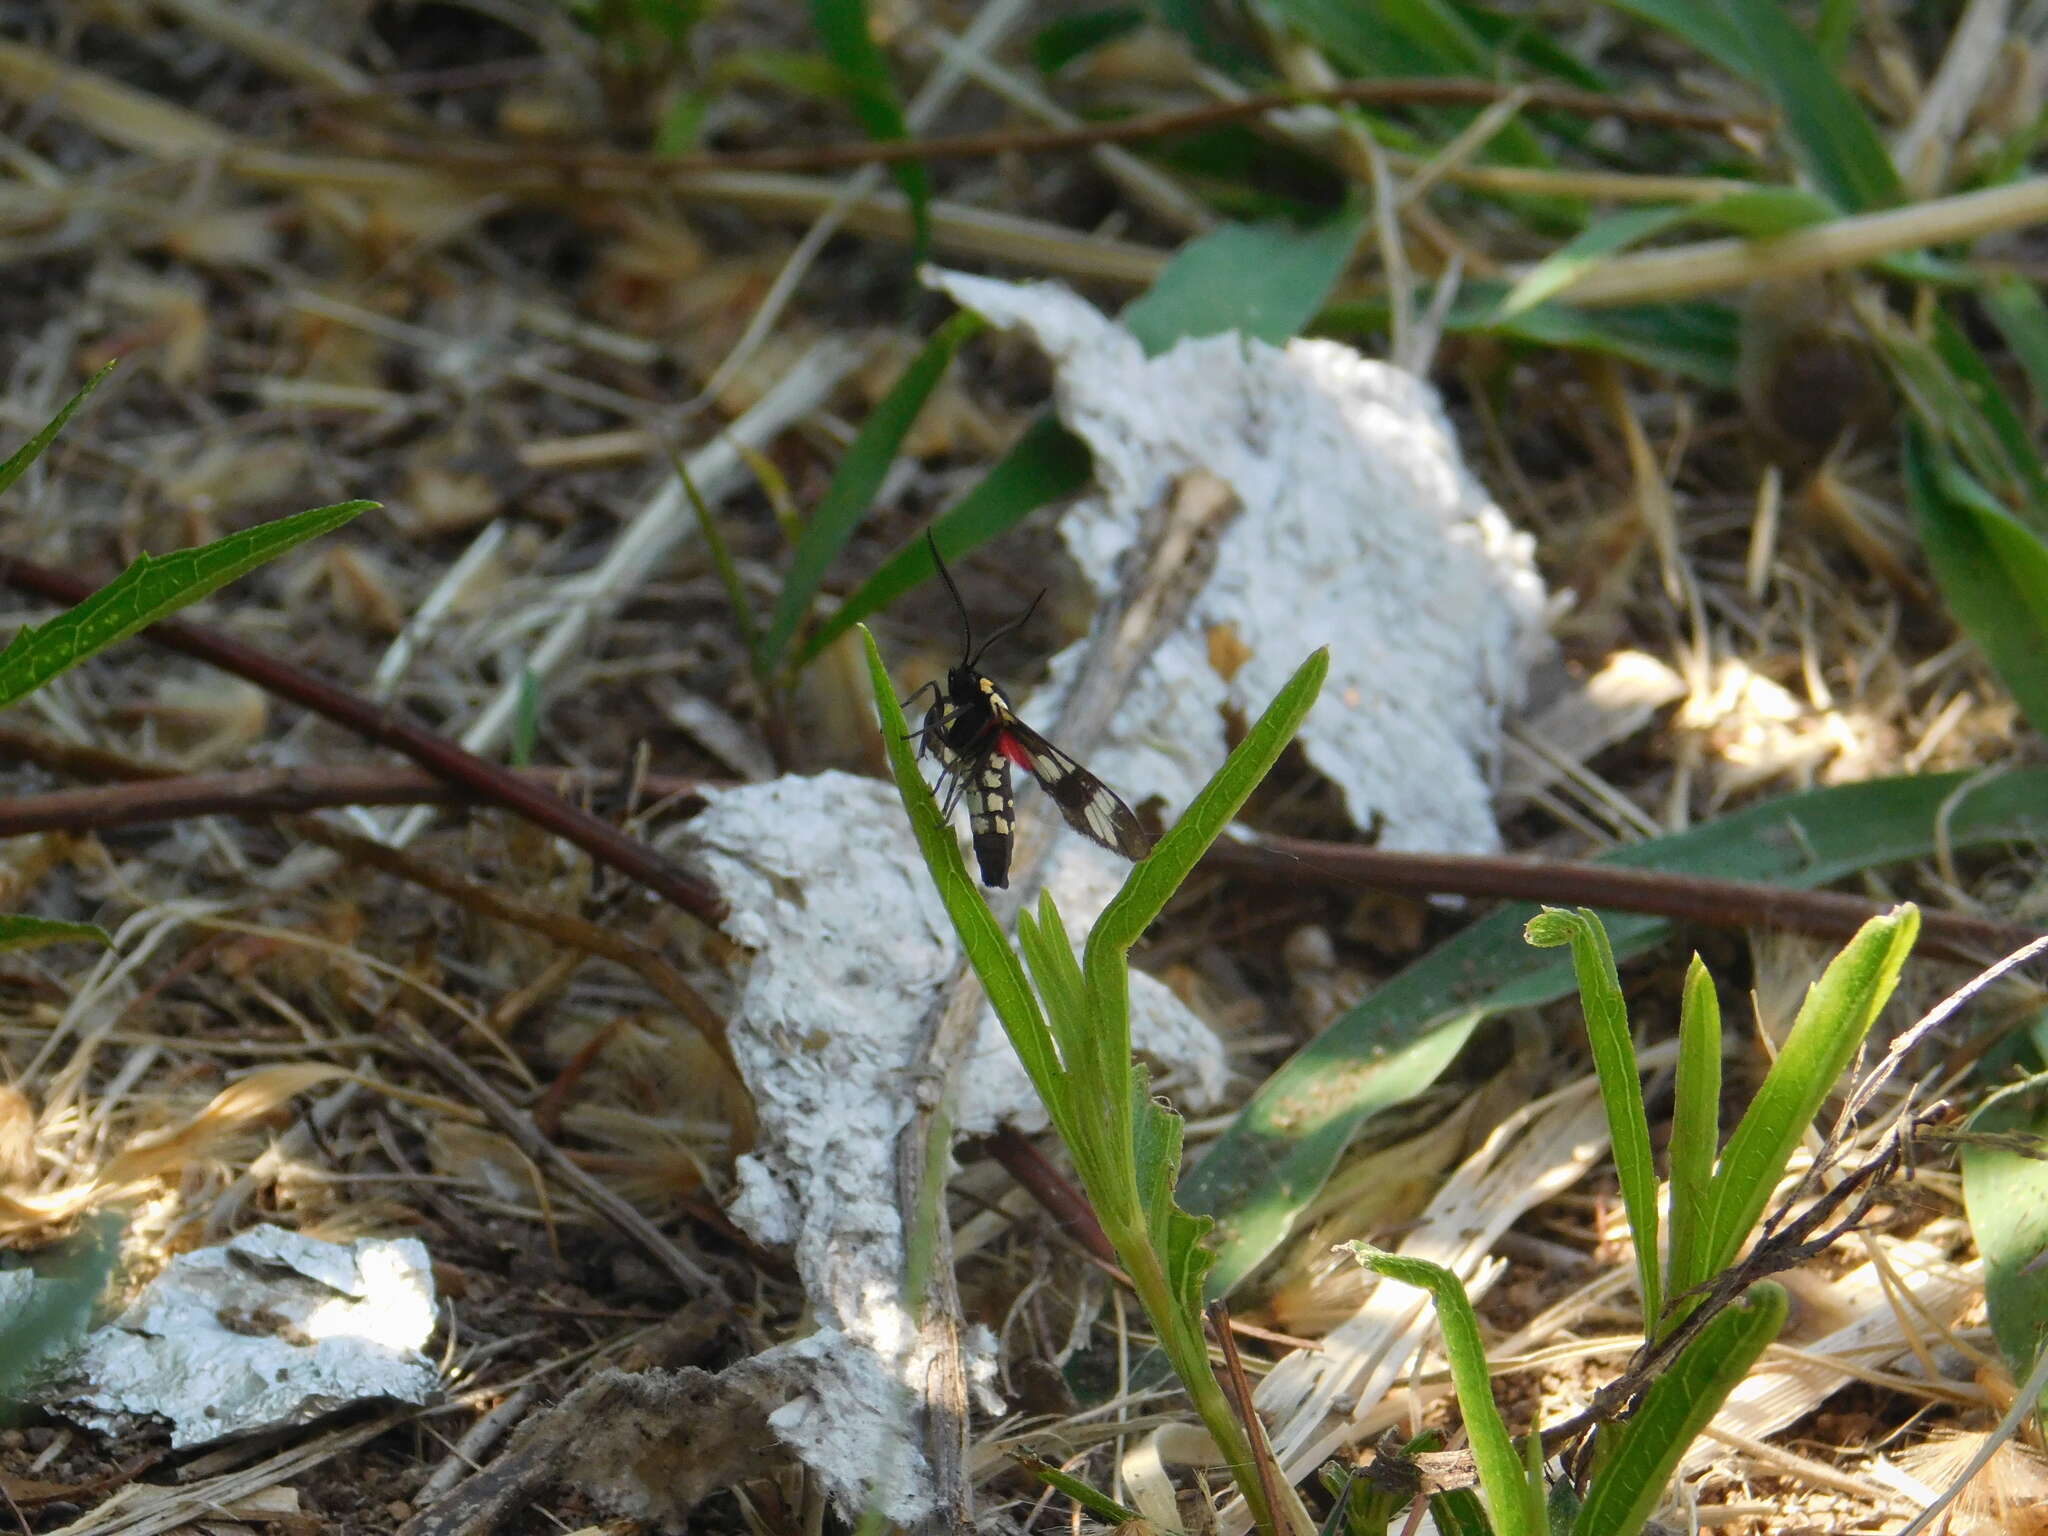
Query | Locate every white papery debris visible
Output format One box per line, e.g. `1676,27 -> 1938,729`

47,1224 -> 438,1446
925,267 -> 1551,854
674,771 -> 1227,1522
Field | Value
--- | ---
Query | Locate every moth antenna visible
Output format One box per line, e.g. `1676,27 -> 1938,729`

968,587 -> 1045,667
927,531 -> 974,666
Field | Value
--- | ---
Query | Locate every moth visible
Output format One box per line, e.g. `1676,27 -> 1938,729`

904,535 -> 1150,888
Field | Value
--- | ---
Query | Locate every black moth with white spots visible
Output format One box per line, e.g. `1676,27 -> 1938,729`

906,535 -> 1151,889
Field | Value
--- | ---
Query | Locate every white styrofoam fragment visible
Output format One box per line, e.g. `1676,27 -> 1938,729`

47,1224 -> 438,1447
674,771 -> 1227,1521
925,268 -> 1551,855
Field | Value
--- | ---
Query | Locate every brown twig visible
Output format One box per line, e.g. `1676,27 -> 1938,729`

0,755 -> 704,836
1203,832 -> 2039,966
0,555 -> 728,928
1208,1299 -> 1291,1536
2,725 -> 2026,969
356,77 -> 1759,182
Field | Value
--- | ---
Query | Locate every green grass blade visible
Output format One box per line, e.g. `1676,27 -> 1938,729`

1524,909 -> 1661,1329
1962,1079 -> 2048,1415
1982,276 -> 2048,407
1664,955 -> 1723,1307
1930,303 -> 2048,515
1345,1246 -> 1541,1536
1184,771 -> 2048,1298
0,916 -> 113,954
1017,891 -> 1089,1071
1498,206 -> 1698,319
796,416 -> 1092,669
7,367 -> 113,491
1719,0 -> 1900,210
1083,649 -> 1329,1024
1497,190 -> 1833,318
1595,0 -> 1748,75
1568,1283 -> 1787,1536
1907,430 -> 2048,737
1012,1455 -> 1140,1525
0,500 -> 372,713
1699,907 -> 1917,1277
665,433 -> 762,666
1121,212 -> 1367,353
764,311 -> 984,674
0,362 -> 116,499
1320,292 -> 1741,386
859,625 -> 1061,1090
1602,0 -> 1900,210
809,0 -> 929,254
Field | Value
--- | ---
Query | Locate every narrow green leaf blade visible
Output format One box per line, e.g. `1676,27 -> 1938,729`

0,501 -> 372,713
1908,431 -> 2048,737
1086,650 -> 1329,986
798,416 -> 1092,669
0,916 -> 113,954
1603,0 -> 1900,210
1665,955 -> 1723,1306
1982,276 -> 2048,408
764,311 -> 984,672
1568,1283 -> 1788,1536
1699,906 -> 1918,1276
809,0 -> 930,254
1524,908 -> 1661,1328
1345,1246 -> 1542,1536
0,362 -> 115,499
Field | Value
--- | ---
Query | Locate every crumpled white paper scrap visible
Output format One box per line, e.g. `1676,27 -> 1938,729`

926,267 -> 1551,855
48,1224 -> 438,1446
672,770 -> 1228,1521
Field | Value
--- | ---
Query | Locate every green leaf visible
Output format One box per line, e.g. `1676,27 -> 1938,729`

1123,213 -> 1368,354
1664,955 -> 1723,1307
0,916 -> 113,954
1320,291 -> 1741,387
1185,771 -> 2048,1298
1345,1246 -> 1542,1536
1600,0 -> 1900,210
1451,0 -> 1609,90
1719,0 -> 1899,209
0,501 -> 372,713
798,417 -> 1092,669
511,667 -> 540,767
1013,1455 -> 1139,1524
1982,275 -> 2048,411
1596,0 -> 1748,75
1497,190 -> 1834,320
1083,650 -> 1330,1042
1930,303 -> 2048,516
1962,1078 -> 2048,1413
0,361 -> 115,500
1569,1283 -> 1787,1536
1699,906 -> 1917,1278
1908,431 -> 2048,737
1524,909 -> 1661,1329
810,0 -> 930,255
764,311 -> 985,674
